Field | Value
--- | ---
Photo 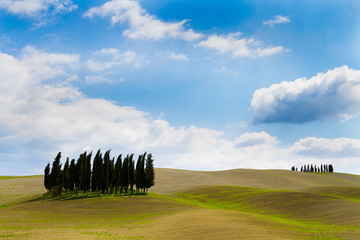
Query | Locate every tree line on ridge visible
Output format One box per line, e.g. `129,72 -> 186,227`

291,164 -> 334,173
44,150 -> 155,196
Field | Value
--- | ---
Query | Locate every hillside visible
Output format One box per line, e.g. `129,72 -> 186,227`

1,169 -> 360,239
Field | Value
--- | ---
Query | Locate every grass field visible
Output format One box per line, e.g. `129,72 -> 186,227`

1,169 -> 360,239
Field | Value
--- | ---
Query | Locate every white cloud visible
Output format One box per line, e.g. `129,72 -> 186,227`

83,0 -> 203,41
263,15 -> 290,28
1,47 -> 360,175
290,137 -> 360,158
168,52 -> 189,61
197,32 -> 284,58
251,65 -> 360,124
86,48 -> 146,72
235,132 -> 279,148
0,0 -> 77,17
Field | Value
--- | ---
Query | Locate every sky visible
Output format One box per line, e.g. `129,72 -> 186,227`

1,0 -> 360,175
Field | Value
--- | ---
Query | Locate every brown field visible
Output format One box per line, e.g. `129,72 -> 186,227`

1,169 -> 360,239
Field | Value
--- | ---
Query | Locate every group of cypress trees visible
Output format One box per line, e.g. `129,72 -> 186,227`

44,150 -> 155,196
291,164 -> 334,173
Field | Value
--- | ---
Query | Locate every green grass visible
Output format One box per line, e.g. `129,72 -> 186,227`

168,185 -> 360,239
0,175 -> 41,180
2,170 -> 360,239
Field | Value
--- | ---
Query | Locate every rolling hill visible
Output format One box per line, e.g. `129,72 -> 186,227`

1,168 -> 360,239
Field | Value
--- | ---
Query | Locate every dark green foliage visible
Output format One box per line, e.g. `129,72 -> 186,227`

50,152 -> 62,193
129,154 -> 135,194
44,149 -> 155,197
115,154 -> 122,194
109,158 -> 116,194
102,150 -> 111,194
297,164 -> 334,173
122,154 -> 129,193
91,150 -> 102,192
69,159 -> 76,192
62,158 -> 70,192
135,154 -> 142,191
85,152 -> 92,192
44,163 -> 50,191
145,153 -> 155,193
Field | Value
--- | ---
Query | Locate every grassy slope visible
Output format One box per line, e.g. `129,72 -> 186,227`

1,169 -> 360,239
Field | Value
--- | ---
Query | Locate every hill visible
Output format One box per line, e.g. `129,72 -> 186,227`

1,169 -> 360,239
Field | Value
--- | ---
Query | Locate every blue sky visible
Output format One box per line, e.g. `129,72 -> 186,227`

1,0 -> 360,175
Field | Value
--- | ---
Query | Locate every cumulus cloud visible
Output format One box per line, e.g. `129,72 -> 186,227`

251,66 -> 360,124
0,0 -> 77,17
235,132 -> 279,148
168,52 -> 189,61
196,32 -> 284,58
86,48 -> 146,72
263,15 -> 290,28
83,0 -> 203,41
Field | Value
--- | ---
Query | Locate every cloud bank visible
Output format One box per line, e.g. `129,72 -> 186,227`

251,66 -> 360,124
83,0 -> 203,41
1,47 -> 360,175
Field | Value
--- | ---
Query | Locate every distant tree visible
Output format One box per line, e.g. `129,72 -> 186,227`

300,166 -> 303,172
44,163 -> 50,191
329,164 -> 334,173
291,166 -> 295,171
63,158 -> 70,192
145,153 -> 155,193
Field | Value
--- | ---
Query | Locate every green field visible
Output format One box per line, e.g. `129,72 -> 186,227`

1,169 -> 360,239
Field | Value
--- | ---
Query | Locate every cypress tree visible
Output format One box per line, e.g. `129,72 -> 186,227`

77,152 -> 86,192
122,155 -> 129,193
63,158 -> 70,193
129,154 -> 135,194
145,153 -> 155,193
109,158 -> 116,194
85,152 -> 92,193
50,152 -> 62,195
135,155 -> 142,192
141,153 -> 146,192
115,154 -> 122,194
44,163 -> 50,191
92,150 -> 102,192
69,159 -> 76,192
102,150 -> 111,194
329,164 -> 334,173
